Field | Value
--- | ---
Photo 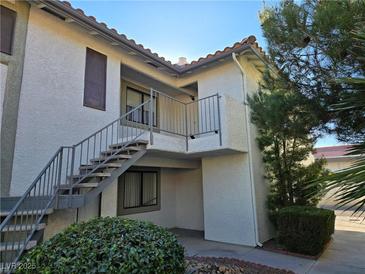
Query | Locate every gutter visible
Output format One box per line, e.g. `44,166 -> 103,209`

232,52 -> 263,247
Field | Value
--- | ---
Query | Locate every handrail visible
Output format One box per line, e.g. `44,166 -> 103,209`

0,147 -> 61,232
152,89 -> 187,104
70,100 -> 151,188
0,101 -> 150,269
74,100 -> 150,147
185,93 -> 218,104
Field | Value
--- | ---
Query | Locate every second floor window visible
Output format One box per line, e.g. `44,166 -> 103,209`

84,48 -> 107,111
0,5 -> 16,55
126,87 -> 156,126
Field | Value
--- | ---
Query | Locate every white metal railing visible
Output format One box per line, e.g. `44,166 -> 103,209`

0,101 -> 150,268
149,89 -> 222,150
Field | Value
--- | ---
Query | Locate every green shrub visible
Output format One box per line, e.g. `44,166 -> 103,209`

277,206 -> 335,256
18,217 -> 185,274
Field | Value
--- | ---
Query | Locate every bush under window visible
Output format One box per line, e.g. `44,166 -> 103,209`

18,217 -> 185,274
277,206 -> 335,256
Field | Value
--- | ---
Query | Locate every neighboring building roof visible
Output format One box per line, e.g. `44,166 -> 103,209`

313,145 -> 356,159
29,0 -> 269,75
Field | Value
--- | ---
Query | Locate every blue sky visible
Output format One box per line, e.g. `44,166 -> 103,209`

69,0 -> 340,147
69,0 -> 273,63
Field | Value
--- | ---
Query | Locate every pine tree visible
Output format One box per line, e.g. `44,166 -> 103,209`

260,0 -> 365,143
248,72 -> 328,218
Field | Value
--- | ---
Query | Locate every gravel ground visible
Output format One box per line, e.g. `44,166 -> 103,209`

186,257 -> 295,274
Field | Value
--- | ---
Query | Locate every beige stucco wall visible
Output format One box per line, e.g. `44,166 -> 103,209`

45,165 -> 203,238
202,153 -> 256,246
101,166 -> 204,230
180,56 -> 272,244
319,157 -> 357,209
175,167 -> 204,230
9,4 -> 272,246
325,158 -> 355,172
11,6 -> 256,195
10,6 -> 180,195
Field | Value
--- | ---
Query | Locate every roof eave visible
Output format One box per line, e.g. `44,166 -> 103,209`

28,0 -> 272,77
30,0 -> 181,74
178,45 -> 272,75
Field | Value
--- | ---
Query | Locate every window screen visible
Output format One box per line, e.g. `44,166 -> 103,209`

84,48 -> 107,110
0,6 -> 16,55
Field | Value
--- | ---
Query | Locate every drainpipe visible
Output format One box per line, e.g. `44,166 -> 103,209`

232,52 -> 263,247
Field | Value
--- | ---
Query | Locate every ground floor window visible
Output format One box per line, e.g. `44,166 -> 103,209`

117,168 -> 160,215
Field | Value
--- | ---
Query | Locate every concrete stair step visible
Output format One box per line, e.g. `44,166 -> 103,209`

79,162 -> 122,170
109,140 -> 148,149
0,240 -> 37,251
69,172 -> 111,180
90,154 -> 131,163
0,208 -> 53,217
58,182 -> 99,189
101,146 -> 142,156
2,223 -> 46,232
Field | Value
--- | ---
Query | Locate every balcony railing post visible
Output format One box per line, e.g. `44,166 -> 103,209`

55,148 -> 63,208
68,146 -> 75,207
185,103 -> 188,151
149,88 -> 154,145
70,146 -> 75,182
217,93 -> 222,146
57,148 -> 63,188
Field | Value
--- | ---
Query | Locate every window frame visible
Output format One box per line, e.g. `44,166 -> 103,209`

126,86 -> 157,127
0,5 -> 17,56
117,168 -> 161,215
83,47 -> 107,111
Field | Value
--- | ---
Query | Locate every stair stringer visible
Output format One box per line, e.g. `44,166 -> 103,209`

64,149 -> 147,209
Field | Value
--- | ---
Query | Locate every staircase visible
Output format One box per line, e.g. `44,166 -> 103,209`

0,100 -> 151,273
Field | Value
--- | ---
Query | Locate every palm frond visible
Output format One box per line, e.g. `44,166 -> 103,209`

319,24 -> 365,215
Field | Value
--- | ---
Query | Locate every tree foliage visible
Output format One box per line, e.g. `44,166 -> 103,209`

260,0 -> 365,143
248,73 -> 328,216
317,25 -> 365,215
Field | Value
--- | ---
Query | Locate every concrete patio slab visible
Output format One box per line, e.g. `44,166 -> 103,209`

171,228 -> 314,273
172,211 -> 365,274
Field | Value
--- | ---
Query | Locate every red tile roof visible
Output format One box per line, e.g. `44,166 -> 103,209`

174,35 -> 266,70
42,1 -> 267,74
59,1 -> 174,65
313,145 -> 355,159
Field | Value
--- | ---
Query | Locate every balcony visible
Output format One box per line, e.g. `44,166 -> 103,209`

124,89 -> 248,156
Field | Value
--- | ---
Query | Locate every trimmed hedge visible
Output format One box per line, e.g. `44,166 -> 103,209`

18,217 -> 185,274
277,206 -> 335,256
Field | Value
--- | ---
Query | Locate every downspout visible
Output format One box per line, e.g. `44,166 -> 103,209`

232,53 -> 263,247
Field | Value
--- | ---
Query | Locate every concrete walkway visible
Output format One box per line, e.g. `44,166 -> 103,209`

172,211 -> 365,274
308,212 -> 365,274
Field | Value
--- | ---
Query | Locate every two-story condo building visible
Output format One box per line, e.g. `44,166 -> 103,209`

0,0 -> 274,266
